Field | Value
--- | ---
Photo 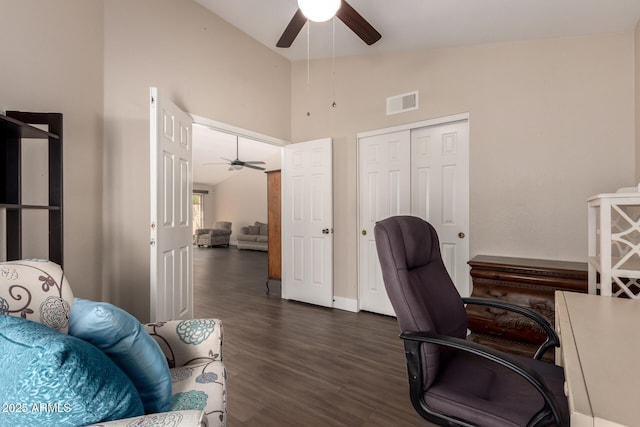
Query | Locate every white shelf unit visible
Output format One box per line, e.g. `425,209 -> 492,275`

587,190 -> 640,298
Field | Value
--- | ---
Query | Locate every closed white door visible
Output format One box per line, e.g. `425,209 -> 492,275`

358,130 -> 411,316
411,120 -> 470,297
282,138 -> 333,307
150,87 -> 193,322
357,117 -> 470,315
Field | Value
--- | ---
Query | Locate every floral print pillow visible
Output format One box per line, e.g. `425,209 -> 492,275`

0,260 -> 74,333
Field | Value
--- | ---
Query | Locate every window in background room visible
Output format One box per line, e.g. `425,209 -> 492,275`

192,193 -> 204,236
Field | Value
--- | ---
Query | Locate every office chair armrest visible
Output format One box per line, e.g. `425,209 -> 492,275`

400,331 -> 567,427
462,296 -> 559,360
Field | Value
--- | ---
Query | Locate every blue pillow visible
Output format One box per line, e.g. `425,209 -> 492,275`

0,314 -> 143,426
69,298 -> 172,414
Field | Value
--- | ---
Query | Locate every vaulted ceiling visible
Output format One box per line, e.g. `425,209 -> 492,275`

195,0 -> 640,61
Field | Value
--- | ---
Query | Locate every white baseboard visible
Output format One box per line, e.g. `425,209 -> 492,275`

333,296 -> 359,313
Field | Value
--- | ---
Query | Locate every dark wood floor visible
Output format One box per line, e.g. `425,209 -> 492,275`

193,246 -> 432,427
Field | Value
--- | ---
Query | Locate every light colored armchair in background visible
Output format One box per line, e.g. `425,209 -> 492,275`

196,221 -> 232,247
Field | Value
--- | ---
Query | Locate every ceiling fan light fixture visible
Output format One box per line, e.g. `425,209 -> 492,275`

297,0 -> 341,22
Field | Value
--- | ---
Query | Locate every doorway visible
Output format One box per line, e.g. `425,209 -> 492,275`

191,115 -> 285,246
191,116 -> 286,303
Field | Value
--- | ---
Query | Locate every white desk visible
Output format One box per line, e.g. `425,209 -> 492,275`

555,291 -> 640,427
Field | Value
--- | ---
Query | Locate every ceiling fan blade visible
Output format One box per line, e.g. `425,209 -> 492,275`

277,8 -> 307,48
243,161 -> 266,165
220,157 -> 233,162
336,0 -> 381,46
202,162 -> 229,166
244,164 -> 266,171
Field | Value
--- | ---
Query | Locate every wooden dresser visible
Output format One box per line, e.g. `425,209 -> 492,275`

266,170 -> 281,289
467,255 -> 588,361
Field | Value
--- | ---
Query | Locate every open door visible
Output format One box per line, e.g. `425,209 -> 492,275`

150,87 -> 193,322
282,138 -> 333,307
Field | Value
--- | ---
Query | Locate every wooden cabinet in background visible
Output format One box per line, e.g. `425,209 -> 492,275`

266,170 -> 281,289
466,255 -> 588,362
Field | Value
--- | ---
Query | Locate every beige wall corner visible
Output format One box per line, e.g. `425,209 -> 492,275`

0,0 -> 105,301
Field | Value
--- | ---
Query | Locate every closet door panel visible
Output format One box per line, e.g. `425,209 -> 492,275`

358,130 -> 411,315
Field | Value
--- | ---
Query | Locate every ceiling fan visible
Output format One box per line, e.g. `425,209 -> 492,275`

204,137 -> 266,171
276,0 -> 382,48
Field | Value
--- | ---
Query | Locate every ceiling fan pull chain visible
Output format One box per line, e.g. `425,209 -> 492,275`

332,16 -> 337,108
306,22 -> 311,117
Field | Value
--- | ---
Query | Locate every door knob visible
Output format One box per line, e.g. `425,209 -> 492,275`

458,232 -> 465,239
362,230 -> 367,236
322,228 -> 330,234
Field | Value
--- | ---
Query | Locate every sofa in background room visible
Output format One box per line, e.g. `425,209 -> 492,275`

237,221 -> 268,251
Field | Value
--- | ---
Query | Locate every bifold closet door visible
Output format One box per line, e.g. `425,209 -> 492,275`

411,121 -> 470,297
358,119 -> 470,315
358,130 -> 411,316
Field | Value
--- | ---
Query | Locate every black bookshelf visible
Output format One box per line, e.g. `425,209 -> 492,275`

0,111 -> 63,266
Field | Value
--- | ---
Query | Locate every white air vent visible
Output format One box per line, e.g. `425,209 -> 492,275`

386,91 -> 419,115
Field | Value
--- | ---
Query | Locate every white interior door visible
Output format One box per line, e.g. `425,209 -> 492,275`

150,87 -> 193,322
282,138 -> 333,307
358,130 -> 411,316
357,116 -> 470,315
411,120 -> 470,297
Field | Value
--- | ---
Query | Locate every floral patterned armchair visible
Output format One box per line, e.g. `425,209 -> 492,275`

0,260 -> 226,427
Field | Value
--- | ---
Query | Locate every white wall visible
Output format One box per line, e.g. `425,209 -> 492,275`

0,0 -> 105,300
291,33 -> 636,300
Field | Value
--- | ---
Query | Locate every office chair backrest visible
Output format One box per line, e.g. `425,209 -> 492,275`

374,215 -> 467,388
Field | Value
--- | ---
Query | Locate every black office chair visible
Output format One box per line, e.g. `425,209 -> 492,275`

374,216 -> 568,426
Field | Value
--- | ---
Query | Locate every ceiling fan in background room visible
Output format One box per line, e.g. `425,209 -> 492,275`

276,0 -> 382,48
204,136 -> 266,171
